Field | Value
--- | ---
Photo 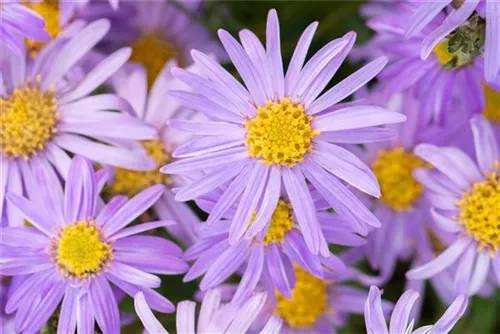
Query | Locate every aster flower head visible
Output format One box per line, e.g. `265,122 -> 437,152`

406,0 -> 500,82
0,155 -> 189,333
360,2 -> 500,126
407,115 -> 500,296
365,286 -> 468,334
162,9 -> 406,256
135,288 -> 283,334
0,19 -> 157,227
183,191 -> 365,304
0,0 -> 50,54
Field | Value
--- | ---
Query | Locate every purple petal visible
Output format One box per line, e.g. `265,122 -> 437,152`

427,294 -> 468,334
95,195 -> 127,226
232,244 -> 264,304
5,193 -> 53,236
198,288 -> 222,330
89,276 -> 120,334
114,251 -> 188,275
57,286 -> 78,334
77,291 -> 95,334
364,286 -> 389,334
110,221 -> 176,240
468,251 -> 490,295
108,261 -> 161,289
266,9 -> 284,98
134,292 -> 167,334
389,290 -> 419,334
283,229 -> 324,277
265,244 -> 294,298
406,2 -> 449,38
470,115 -> 499,173
485,0 -> 500,81
177,300 -> 196,333
22,284 -> 65,334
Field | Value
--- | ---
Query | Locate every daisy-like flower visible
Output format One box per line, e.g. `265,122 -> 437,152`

162,9 -> 406,256
406,115 -> 500,296
82,0 -> 225,88
365,286 -> 468,334
0,156 -> 189,333
406,0 -> 500,82
0,0 -> 49,54
0,19 -> 157,227
134,288 -> 283,334
183,192 -> 364,304
105,62 -> 202,244
362,2 -> 500,125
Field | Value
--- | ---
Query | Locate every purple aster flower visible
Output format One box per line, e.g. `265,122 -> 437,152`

134,288 -> 283,333
183,191 -> 365,304
0,0 -> 50,54
406,115 -> 500,296
0,156 -> 188,333
161,9 -> 406,256
406,0 -> 500,82
361,2 -> 500,125
365,286 -> 468,334
0,19 -> 157,227
80,0 -> 225,88
104,62 -> 203,244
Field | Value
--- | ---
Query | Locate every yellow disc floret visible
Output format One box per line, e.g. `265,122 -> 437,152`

244,98 -> 319,167
372,148 -> 431,211
24,0 -> 62,56
262,200 -> 294,245
130,34 -> 182,88
433,40 -> 454,66
0,77 -> 58,159
482,84 -> 500,122
456,161 -> 500,254
107,139 -> 171,198
54,221 -> 113,279
275,266 -> 329,328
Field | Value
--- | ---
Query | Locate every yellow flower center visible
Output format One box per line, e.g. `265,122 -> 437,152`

482,84 -> 500,122
24,0 -> 62,56
274,266 -> 329,329
262,200 -> 294,245
434,40 -> 455,66
372,148 -> 431,211
53,221 -> 113,279
130,34 -> 182,88
0,78 -> 58,159
107,139 -> 171,198
244,98 -> 319,167
456,162 -> 500,254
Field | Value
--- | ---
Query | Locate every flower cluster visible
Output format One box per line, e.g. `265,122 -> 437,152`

1,1 -> 498,333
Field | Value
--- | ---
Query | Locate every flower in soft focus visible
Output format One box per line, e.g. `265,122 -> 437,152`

0,0 -> 49,54
184,193 -> 366,303
360,2 -> 500,125
106,62 -> 202,244
0,19 -> 157,227
135,288 -> 283,333
162,9 -> 406,256
0,156 -> 188,333
82,0 -> 225,88
407,116 -> 500,296
365,286 -> 468,334
406,0 -> 500,82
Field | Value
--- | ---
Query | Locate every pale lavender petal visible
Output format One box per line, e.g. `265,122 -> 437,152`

365,286 -> 388,334
313,105 -> 406,132
32,161 -> 64,225
77,290 -> 94,334
110,221 -> 176,240
283,229 -> 324,277
5,270 -> 54,313
44,142 -> 71,179
114,235 -> 183,258
420,0 -> 480,60
427,295 -> 468,334
308,56 -> 388,115
173,136 -> 243,158
95,195 -> 127,226
388,290 -> 419,334
470,115 -> 499,173
317,127 -> 397,144
468,252 -> 490,296
198,288 -> 222,331
103,184 -> 165,237
134,292 -> 167,334
406,238 -> 473,279
183,239 -> 229,282
225,293 -> 267,333
0,227 -> 49,247
441,147 -> 483,183
57,286 -> 78,334
177,301 -> 196,334
89,276 -> 120,334
259,316 -> 283,334
485,0 -> 500,81
114,251 -> 188,275
0,159 -> 9,220
6,194 -> 53,236
266,9 -> 284,98
60,48 -> 131,103
406,2 -> 450,38
430,208 -> 461,233
108,262 -> 161,288
22,284 -> 65,334
168,119 -> 245,136
266,244 -> 294,298
232,244 -> 264,304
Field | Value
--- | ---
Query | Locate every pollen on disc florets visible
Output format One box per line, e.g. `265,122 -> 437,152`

372,148 -> 431,211
456,161 -> 500,254
51,220 -> 113,279
274,266 -> 329,328
107,139 -> 172,198
244,98 -> 319,167
24,0 -> 62,56
0,77 -> 59,159
262,200 -> 294,245
482,84 -> 500,122
130,34 -> 182,88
